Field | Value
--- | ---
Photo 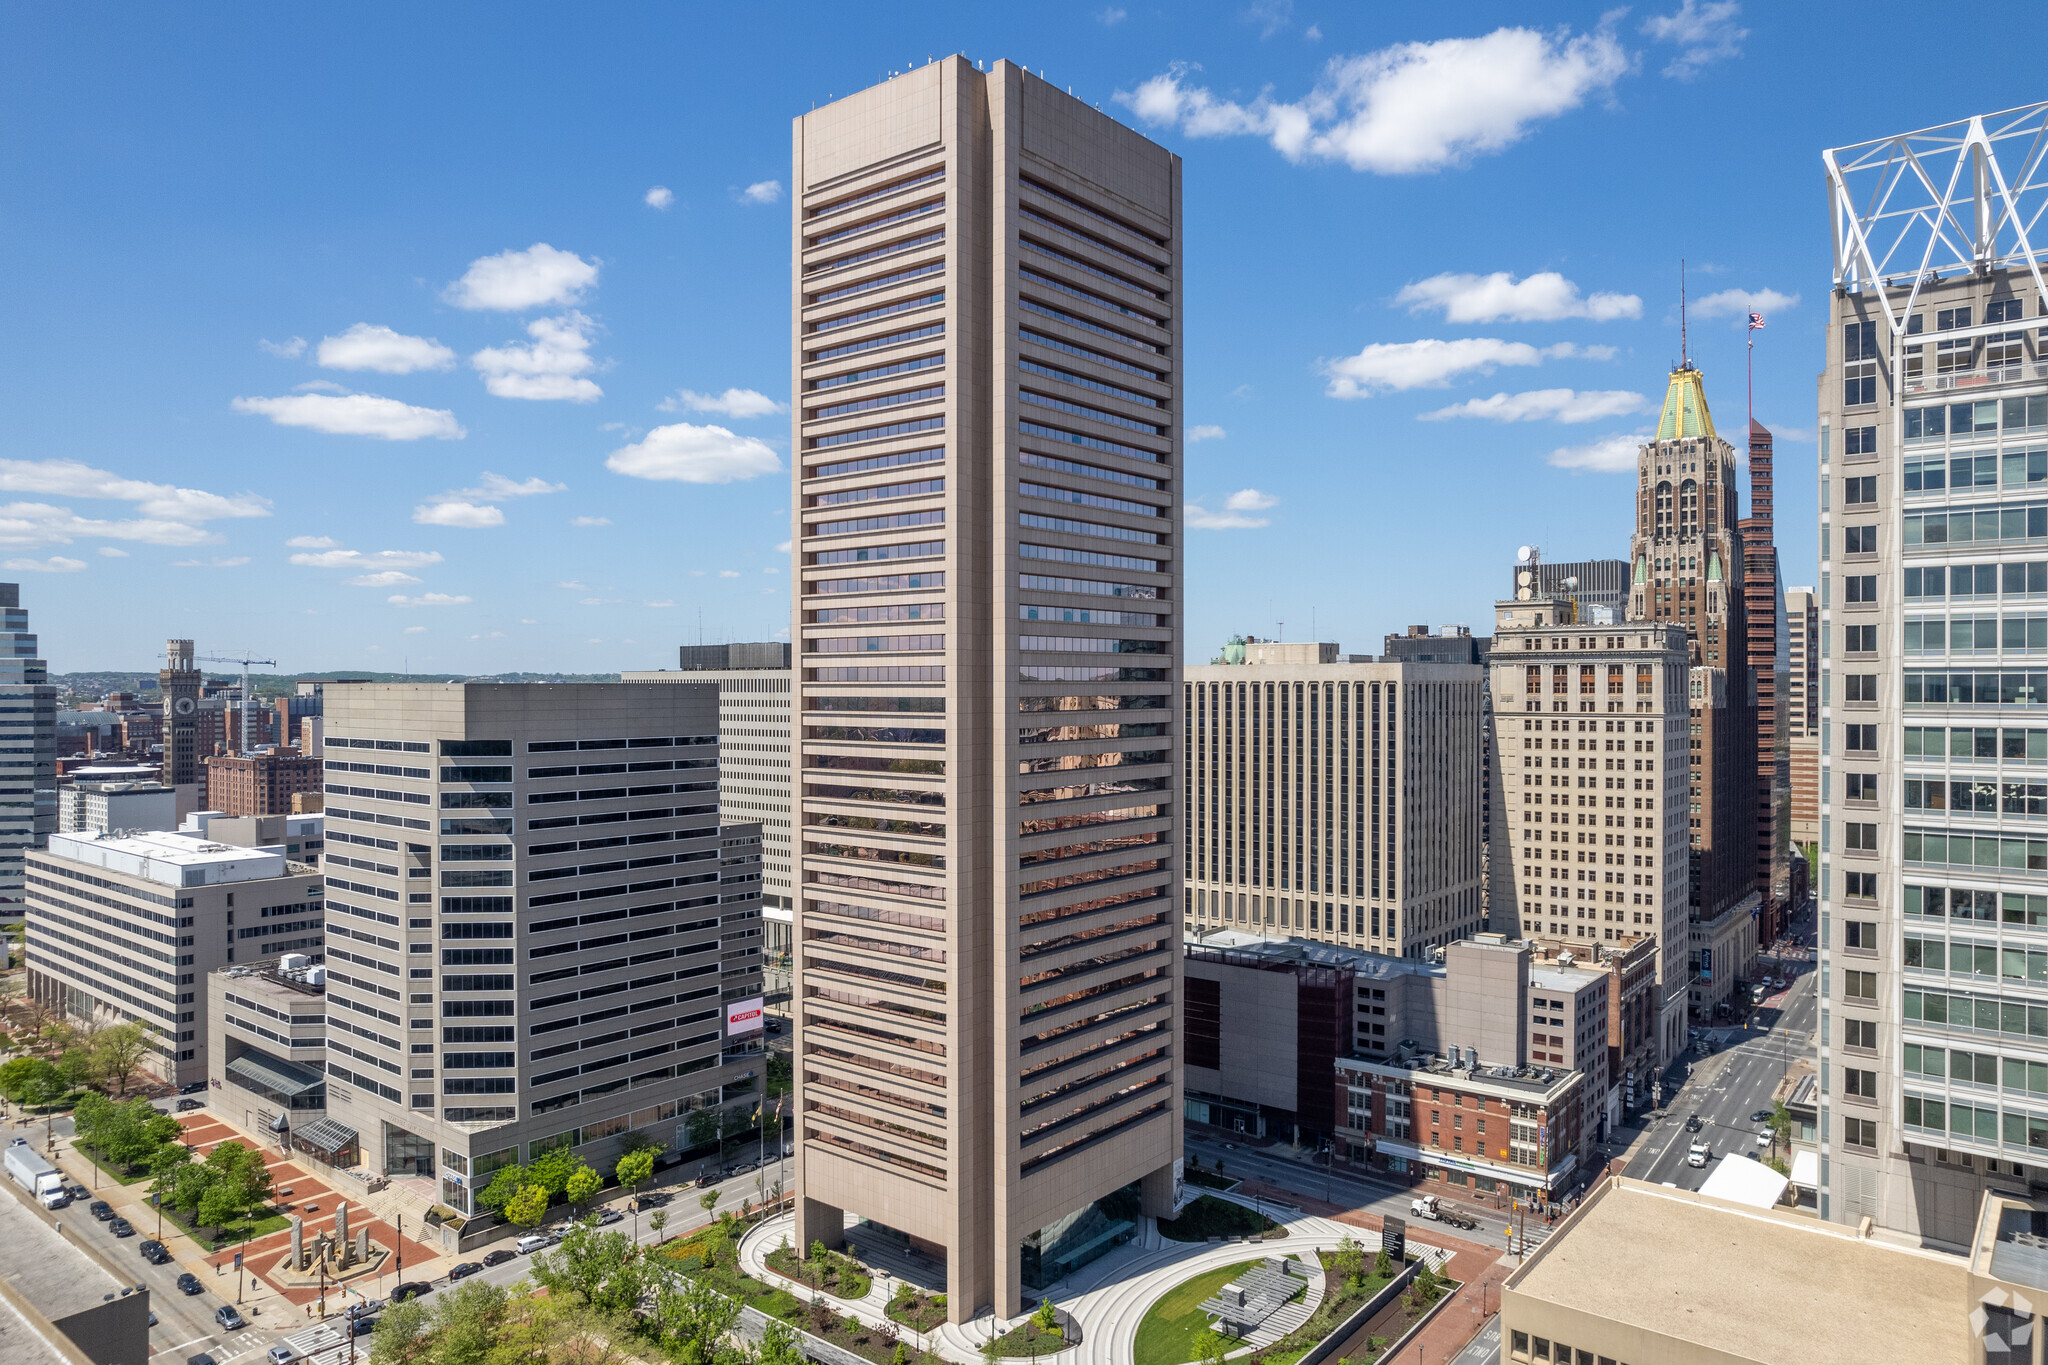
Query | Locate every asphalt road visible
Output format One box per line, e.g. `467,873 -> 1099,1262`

1629,966 -> 1817,1189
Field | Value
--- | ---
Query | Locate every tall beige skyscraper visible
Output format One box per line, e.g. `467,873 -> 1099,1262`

790,58 -> 1182,1320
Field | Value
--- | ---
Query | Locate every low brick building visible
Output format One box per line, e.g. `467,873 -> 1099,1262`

1335,1051 -> 1586,1204
203,746 -> 322,816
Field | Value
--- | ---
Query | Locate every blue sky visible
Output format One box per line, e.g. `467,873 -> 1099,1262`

1,3 -> 2036,677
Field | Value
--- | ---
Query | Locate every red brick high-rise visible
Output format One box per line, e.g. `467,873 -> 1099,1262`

1740,419 -> 1786,944
200,748 -> 321,816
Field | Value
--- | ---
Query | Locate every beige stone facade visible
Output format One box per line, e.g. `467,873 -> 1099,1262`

1486,595 -> 1693,1068
1184,656 -> 1486,957
789,59 -> 1182,1319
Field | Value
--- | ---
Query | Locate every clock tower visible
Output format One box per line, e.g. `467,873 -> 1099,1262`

159,638 -> 202,790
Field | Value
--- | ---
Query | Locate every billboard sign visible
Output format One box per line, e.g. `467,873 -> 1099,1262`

726,997 -> 765,1035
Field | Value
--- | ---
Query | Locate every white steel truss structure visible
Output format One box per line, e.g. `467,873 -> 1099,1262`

1826,102 -> 2048,339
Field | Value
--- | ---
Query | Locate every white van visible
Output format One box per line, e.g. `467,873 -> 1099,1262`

1687,1142 -> 1711,1168
516,1234 -> 550,1255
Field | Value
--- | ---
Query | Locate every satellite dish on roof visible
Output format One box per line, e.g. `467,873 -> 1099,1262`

1563,576 -> 1579,591
1516,545 -> 1532,563
1516,571 -> 1532,588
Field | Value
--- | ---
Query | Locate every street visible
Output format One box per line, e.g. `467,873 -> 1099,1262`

1630,966 -> 1815,1189
4,1098 -> 795,1365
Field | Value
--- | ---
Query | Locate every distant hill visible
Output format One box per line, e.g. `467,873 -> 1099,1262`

53,670 -> 624,700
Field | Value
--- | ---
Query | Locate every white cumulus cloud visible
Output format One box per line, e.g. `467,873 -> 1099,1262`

1321,337 -> 1596,397
349,570 -> 422,587
571,516 -> 612,527
471,312 -> 602,402
660,388 -> 785,418
1692,287 -> 1799,318
232,392 -> 465,440
717,570 -> 741,579
1547,430 -> 1650,472
2,556 -> 86,573
645,186 -> 675,209
606,423 -> 782,484
1396,270 -> 1641,323
171,556 -> 250,568
286,535 -> 339,549
1419,388 -> 1649,423
1116,25 -> 1630,174
1187,488 -> 1279,529
97,547 -> 128,558
0,459 -> 271,550
259,337 -> 306,358
444,243 -> 599,311
1187,424 -> 1227,442
739,180 -> 783,205
1643,0 -> 1747,79
413,501 -> 505,528
292,548 -> 445,571
388,593 -> 472,608
316,323 -> 457,374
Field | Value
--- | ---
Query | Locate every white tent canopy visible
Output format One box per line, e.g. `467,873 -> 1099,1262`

1699,1155 -> 1791,1209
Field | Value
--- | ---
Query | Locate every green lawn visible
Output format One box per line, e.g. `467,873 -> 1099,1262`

157,1202 -> 292,1249
1133,1258 -> 1260,1365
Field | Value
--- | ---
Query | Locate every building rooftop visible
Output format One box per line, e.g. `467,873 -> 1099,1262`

1507,1178 -> 1968,1365
44,829 -> 300,887
1186,929 -> 1448,984
0,1175 -> 146,1330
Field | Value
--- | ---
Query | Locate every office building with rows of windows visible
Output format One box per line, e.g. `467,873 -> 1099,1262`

0,583 -> 56,920
1486,583 -> 1694,1069
789,59 -> 1182,1320
1183,643 -> 1487,958
26,828 -> 325,1086
1816,104 -> 2048,1242
312,684 -> 766,1216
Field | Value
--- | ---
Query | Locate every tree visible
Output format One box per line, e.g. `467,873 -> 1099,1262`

427,1279 -> 508,1365
757,1321 -> 808,1365
148,1141 -> 193,1183
1372,1249 -> 1394,1280
649,1209 -> 668,1242
652,1267 -> 743,1365
565,1164 -> 602,1216
473,1161 -> 529,1216
1034,1297 -> 1059,1332
0,1055 -> 60,1105
699,1189 -> 720,1220
197,1178 -> 245,1232
531,1223 -> 646,1316
527,1146 -> 585,1197
684,1108 -> 720,1150
614,1146 -> 658,1204
367,1297 -> 430,1364
89,1023 -> 151,1097
504,1183 -> 549,1229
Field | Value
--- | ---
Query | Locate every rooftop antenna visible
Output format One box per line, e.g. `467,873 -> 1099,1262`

1680,258 -> 1689,370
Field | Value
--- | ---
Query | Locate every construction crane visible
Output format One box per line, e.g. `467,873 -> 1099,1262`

196,652 -> 278,755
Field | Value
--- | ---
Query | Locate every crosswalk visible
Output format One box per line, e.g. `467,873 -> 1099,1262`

279,1322 -> 353,1364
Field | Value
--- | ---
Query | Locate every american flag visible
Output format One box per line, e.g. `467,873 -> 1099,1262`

1748,312 -> 1766,331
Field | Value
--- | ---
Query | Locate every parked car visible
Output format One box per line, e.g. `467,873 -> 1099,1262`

1756,1129 -> 1773,1147
515,1234 -> 550,1255
140,1240 -> 171,1264
215,1304 -> 246,1331
65,1184 -> 88,1199
175,1099 -> 205,1113
482,1248 -> 517,1267
391,1282 -> 432,1302
6,1136 -> 24,1146
267,1346 -> 298,1365
89,1200 -> 113,1220
595,1208 -> 623,1226
350,1317 -> 377,1337
347,1298 -> 384,1319
692,1174 -> 715,1187
447,1262 -> 483,1281
177,1272 -> 203,1296
108,1218 -> 135,1237
180,1082 -> 206,1095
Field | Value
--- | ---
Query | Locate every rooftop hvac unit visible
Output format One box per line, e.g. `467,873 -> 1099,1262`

304,964 -> 327,986
278,953 -> 311,973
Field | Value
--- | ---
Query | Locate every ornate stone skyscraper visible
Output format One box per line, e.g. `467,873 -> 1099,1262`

1626,366 -> 1762,1014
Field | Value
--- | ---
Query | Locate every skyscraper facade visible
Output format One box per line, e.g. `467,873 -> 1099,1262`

790,59 -> 1182,1319
1742,420 -> 1789,935
316,685 -> 767,1212
0,583 -> 56,917
1183,649 -> 1487,958
1625,366 -> 1762,1014
1786,586 -> 1819,847
1485,585 -> 1694,1066
1816,104 -> 2048,1239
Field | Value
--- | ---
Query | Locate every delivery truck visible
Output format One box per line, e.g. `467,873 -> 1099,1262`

5,1142 -> 68,1208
